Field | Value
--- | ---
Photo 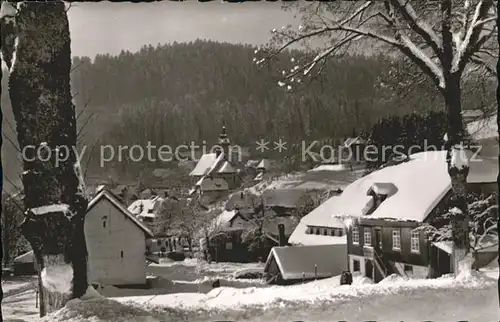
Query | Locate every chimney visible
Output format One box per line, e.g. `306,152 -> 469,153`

278,224 -> 286,246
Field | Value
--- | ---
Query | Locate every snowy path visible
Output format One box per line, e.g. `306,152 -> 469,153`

3,289 -> 38,322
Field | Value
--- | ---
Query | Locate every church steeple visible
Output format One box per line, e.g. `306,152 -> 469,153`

216,124 -> 230,158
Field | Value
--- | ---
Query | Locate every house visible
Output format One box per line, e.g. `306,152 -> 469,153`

127,195 -> 165,236
466,112 -> 498,159
254,159 -> 270,181
200,209 -> 293,262
264,244 -> 347,285
462,109 -> 485,123
261,188 -> 311,216
14,189 -> 157,285
94,184 -> 138,206
190,176 -> 230,204
343,135 -> 366,164
189,125 -> 241,193
288,195 -> 347,246
86,189 -> 155,286
337,150 -> 497,282
12,251 -> 37,276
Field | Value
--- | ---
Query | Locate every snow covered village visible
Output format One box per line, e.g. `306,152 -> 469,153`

1,1 -> 499,321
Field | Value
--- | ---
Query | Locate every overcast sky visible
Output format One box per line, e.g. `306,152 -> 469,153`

68,2 -> 299,58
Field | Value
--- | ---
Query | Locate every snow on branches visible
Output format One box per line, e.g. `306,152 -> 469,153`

255,1 -> 497,93
416,193 -> 498,253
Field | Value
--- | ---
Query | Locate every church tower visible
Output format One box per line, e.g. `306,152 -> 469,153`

216,124 -> 230,158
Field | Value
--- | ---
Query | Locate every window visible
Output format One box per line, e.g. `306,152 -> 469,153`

101,215 -> 108,228
330,229 -> 335,236
316,228 -> 320,235
157,240 -> 162,246
323,228 -> 328,236
120,251 -> 124,258
353,259 -> 360,272
226,242 -> 233,250
352,226 -> 359,244
404,265 -> 413,273
364,228 -> 371,246
392,229 -> 401,250
410,230 -> 420,253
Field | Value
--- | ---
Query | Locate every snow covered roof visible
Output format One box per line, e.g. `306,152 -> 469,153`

13,250 -> 35,263
190,151 -> 237,178
209,209 -> 240,233
262,189 -> 309,208
96,185 -> 106,194
254,172 -> 264,181
190,153 -> 218,176
308,164 -> 346,172
467,114 -> 497,141
468,156 -> 498,183
288,222 -> 347,246
218,161 -> 236,174
300,196 -> 347,228
367,182 -> 398,196
246,159 -> 260,168
257,159 -> 270,170
432,241 -> 453,254
344,136 -> 365,148
462,109 -> 484,119
89,190 -> 154,238
225,191 -> 257,210
197,177 -> 229,191
264,244 -> 347,280
261,215 -> 300,237
127,196 -> 164,217
332,151 -> 496,223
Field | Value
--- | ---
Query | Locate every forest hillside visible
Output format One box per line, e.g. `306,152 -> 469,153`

1,39 -> 494,190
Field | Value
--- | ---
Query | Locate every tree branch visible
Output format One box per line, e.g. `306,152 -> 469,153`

390,0 -> 443,61
454,0 -> 495,73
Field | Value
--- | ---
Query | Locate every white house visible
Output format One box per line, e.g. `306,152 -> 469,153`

127,195 -> 165,236
86,189 -> 154,286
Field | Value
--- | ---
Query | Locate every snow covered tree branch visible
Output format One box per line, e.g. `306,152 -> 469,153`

257,0 -> 498,277
417,193 -> 498,267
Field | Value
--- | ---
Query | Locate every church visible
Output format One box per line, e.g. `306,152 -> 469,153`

189,125 -> 241,202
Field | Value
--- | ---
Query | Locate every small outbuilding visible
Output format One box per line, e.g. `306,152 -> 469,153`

264,244 -> 347,285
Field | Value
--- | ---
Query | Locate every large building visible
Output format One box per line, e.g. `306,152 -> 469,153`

189,126 -> 241,202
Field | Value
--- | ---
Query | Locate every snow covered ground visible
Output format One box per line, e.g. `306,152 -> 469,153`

247,168 -> 363,195
3,262 -> 498,322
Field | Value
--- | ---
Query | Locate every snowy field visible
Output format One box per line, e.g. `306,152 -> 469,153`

248,168 -> 364,194
98,259 -> 267,298
3,259 -> 498,322
3,259 -> 266,321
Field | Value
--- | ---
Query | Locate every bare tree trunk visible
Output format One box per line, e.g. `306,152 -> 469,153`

496,0 -> 500,306
444,72 -> 471,276
0,26 -> 4,322
441,2 -> 471,276
4,2 -> 88,316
